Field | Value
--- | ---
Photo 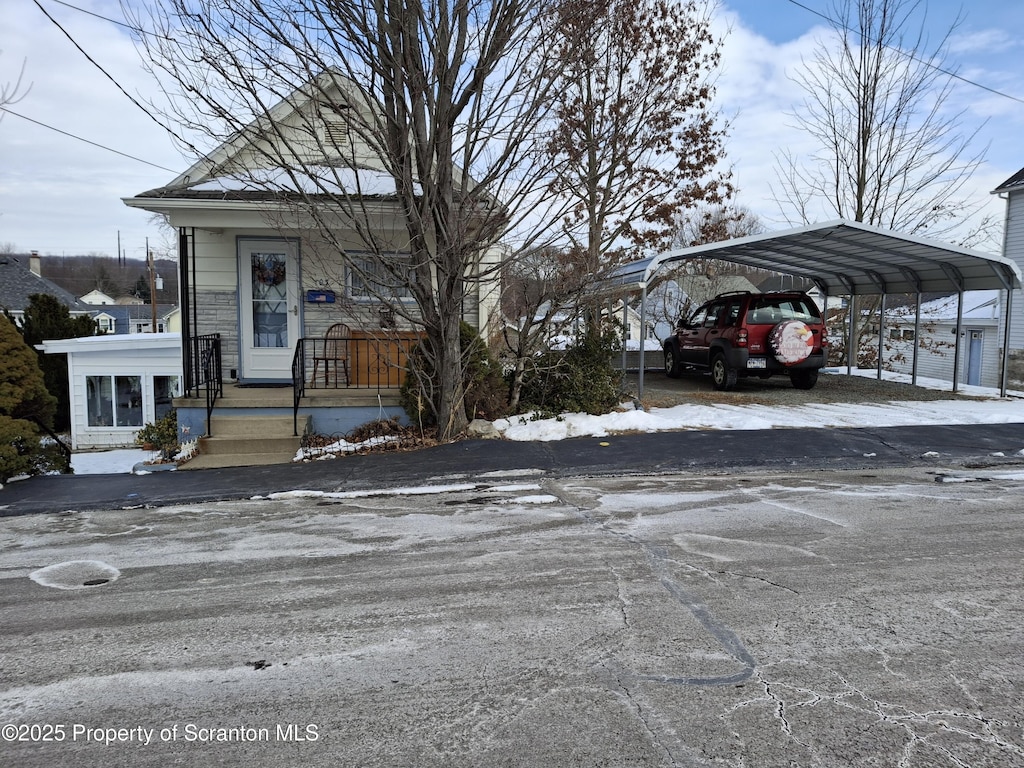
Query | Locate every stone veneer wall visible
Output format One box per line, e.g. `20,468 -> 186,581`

194,289 -> 239,375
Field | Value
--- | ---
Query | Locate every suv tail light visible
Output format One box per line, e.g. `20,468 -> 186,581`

736,328 -> 748,347
820,327 -> 828,347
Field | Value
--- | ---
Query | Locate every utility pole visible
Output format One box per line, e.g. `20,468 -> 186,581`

147,238 -> 163,333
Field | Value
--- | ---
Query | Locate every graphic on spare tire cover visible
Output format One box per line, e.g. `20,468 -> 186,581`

769,320 -> 814,365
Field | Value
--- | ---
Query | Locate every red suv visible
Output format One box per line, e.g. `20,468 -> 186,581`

663,291 -> 828,390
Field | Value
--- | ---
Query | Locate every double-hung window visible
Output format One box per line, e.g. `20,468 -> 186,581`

346,253 -> 413,301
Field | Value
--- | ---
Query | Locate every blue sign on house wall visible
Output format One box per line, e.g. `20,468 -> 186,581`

306,289 -> 336,304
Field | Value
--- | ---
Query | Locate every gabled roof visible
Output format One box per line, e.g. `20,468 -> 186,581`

0,255 -> 93,314
993,167 -> 1024,194
606,220 -> 1021,297
126,71 -> 394,207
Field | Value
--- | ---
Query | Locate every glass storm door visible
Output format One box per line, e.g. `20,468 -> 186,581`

238,239 -> 300,381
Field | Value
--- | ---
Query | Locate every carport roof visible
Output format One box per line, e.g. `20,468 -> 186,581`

607,219 -> 1021,296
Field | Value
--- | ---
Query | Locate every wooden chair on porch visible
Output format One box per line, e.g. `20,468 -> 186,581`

312,323 -> 351,387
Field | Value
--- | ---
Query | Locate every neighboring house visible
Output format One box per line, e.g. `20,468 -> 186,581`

0,252 -> 94,326
86,303 -> 180,335
123,71 -> 504,441
994,167 -> 1024,388
37,334 -> 183,450
860,291 -> 1001,388
80,289 -> 117,305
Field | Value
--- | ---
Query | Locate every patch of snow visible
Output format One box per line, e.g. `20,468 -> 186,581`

71,449 -> 161,476
29,560 -> 121,590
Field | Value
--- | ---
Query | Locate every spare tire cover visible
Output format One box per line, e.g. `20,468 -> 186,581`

769,320 -> 814,365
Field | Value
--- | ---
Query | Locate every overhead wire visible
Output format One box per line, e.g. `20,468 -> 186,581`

0,107 -> 177,173
27,0 -> 203,169
785,0 -> 1024,105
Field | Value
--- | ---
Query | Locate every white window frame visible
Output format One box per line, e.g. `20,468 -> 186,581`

346,252 -> 414,302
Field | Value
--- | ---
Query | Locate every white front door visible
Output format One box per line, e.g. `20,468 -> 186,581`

238,238 -> 300,381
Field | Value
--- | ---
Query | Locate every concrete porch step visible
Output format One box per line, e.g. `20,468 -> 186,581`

200,435 -> 301,455
179,413 -> 310,470
208,414 -> 300,438
179,451 -> 299,470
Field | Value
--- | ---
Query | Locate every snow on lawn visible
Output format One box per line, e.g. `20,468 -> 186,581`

493,369 -> 1024,441
70,449 -> 161,476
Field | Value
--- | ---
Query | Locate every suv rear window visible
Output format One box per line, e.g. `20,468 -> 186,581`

745,296 -> 820,325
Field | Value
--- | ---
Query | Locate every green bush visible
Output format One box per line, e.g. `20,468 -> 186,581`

135,409 -> 180,459
514,325 -> 623,418
0,314 -> 61,484
400,323 -> 509,430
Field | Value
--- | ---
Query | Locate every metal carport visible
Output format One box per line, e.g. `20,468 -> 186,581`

606,220 -> 1022,397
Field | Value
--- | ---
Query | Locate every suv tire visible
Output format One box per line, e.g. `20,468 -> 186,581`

790,369 -> 818,390
711,353 -> 737,391
664,345 -> 682,378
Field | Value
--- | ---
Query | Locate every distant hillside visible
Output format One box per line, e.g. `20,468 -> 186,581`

16,253 -> 180,304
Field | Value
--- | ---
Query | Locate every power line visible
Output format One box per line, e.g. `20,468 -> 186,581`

44,0 -> 176,42
31,0 -> 202,156
785,0 -> 1024,105
0,107 -> 177,173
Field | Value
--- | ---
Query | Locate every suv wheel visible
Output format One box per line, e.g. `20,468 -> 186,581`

790,369 -> 818,390
664,345 -> 682,378
711,353 -> 737,391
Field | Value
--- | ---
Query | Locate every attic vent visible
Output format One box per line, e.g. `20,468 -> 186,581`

324,118 -> 349,146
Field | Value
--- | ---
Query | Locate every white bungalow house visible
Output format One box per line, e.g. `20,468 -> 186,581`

122,72 -> 504,466
37,334 -> 182,450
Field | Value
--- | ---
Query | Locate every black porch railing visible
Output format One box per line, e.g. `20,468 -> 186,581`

185,333 -> 222,436
291,333 -> 421,436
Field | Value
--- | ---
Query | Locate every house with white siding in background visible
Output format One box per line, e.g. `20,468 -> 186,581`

993,167 -> 1024,389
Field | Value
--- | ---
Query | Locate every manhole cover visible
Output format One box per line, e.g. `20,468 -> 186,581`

30,560 -> 121,590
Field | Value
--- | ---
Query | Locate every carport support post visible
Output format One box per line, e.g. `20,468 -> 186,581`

952,291 -> 964,393
912,293 -> 922,387
637,284 -> 647,399
846,294 -> 856,375
620,298 -> 628,373
1000,288 -> 1013,397
877,294 -> 886,381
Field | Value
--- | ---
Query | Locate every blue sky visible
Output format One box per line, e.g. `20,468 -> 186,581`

0,0 -> 1021,257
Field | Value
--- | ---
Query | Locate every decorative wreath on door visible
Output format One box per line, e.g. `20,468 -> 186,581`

253,255 -> 286,287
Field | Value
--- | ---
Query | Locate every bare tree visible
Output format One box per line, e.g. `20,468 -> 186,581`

774,0 -> 987,240
543,0 -> 732,280
0,54 -> 31,123
132,0 -> 571,439
773,0 -> 992,365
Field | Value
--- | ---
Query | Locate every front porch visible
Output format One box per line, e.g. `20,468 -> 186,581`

173,331 -> 415,468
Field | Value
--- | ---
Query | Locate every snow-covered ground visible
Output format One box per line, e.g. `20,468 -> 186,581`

66,369 -> 1024,475
496,369 -> 1024,442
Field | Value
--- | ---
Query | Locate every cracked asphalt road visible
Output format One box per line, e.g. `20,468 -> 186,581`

2,465 -> 1023,767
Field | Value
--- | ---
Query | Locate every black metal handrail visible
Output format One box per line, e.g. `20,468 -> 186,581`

191,333 -> 222,436
292,339 -> 306,436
